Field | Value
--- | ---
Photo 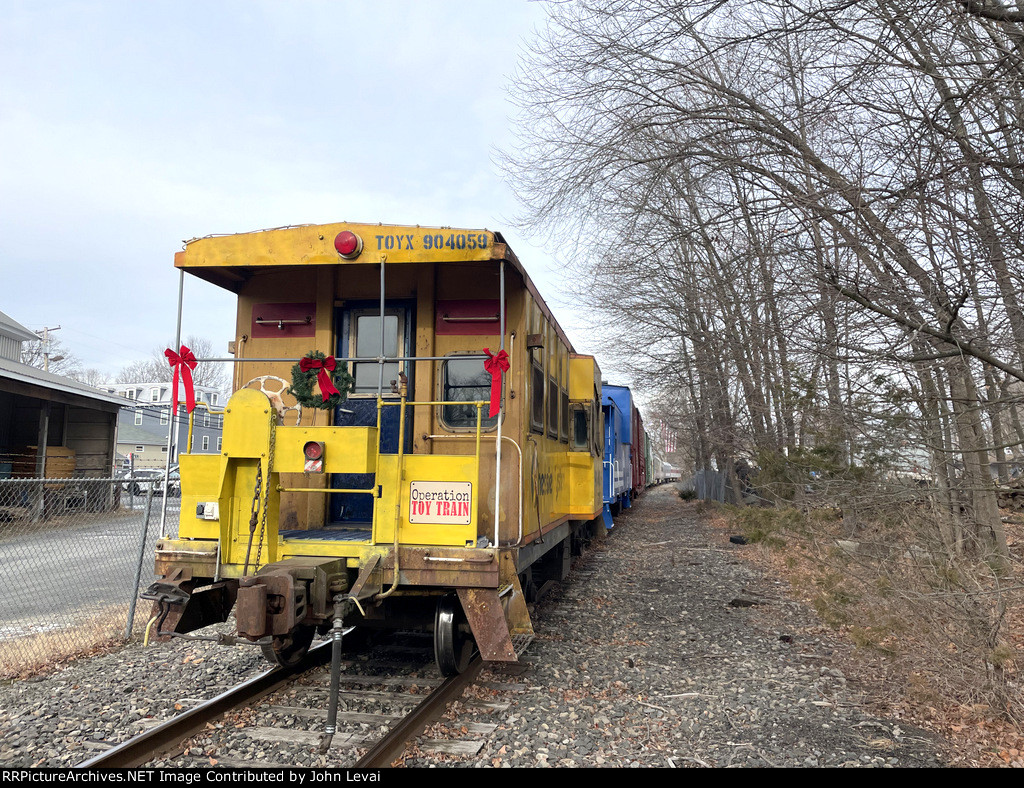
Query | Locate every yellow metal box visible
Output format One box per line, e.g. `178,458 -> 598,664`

273,426 -> 378,475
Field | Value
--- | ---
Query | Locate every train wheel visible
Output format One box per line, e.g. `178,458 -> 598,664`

261,624 -> 315,669
571,524 -> 589,557
519,567 -> 538,604
434,593 -> 474,677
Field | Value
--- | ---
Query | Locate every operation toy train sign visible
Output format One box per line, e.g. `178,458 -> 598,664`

408,481 -> 473,524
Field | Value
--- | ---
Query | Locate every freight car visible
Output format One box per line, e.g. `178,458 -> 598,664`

601,384 -> 632,526
632,402 -> 647,497
143,222 -> 609,680
600,383 -> 653,526
645,433 -> 655,487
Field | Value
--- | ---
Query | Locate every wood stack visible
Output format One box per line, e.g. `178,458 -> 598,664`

12,446 -> 77,478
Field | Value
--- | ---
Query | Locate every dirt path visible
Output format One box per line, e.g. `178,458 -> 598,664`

405,484 -> 948,767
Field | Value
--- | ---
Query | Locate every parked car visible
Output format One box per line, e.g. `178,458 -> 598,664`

125,468 -> 180,496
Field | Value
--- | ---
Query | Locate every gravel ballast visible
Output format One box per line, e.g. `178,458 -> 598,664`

0,485 -> 947,767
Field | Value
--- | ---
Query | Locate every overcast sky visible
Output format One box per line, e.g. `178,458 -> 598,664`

1,0 -> 587,379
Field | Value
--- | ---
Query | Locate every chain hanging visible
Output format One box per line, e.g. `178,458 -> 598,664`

252,414 -> 277,572
243,462 -> 263,577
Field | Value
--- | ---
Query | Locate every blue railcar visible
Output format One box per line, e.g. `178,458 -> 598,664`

601,383 -> 634,528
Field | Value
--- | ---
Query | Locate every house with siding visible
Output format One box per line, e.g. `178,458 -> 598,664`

100,382 -> 224,468
0,309 -> 122,478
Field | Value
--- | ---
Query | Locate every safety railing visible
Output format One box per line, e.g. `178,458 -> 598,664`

272,398 -> 490,544
273,397 -> 489,493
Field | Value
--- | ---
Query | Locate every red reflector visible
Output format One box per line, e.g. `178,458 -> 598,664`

334,231 -> 362,259
303,441 -> 324,460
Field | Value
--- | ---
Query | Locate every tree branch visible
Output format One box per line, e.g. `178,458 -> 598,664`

832,282 -> 1024,382
958,0 -> 1024,24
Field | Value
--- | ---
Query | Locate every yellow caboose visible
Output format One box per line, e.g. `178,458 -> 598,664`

146,222 -> 605,675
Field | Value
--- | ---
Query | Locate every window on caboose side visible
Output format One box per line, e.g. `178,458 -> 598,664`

572,405 -> 590,451
440,356 -> 498,430
530,358 -> 544,433
547,378 -> 558,438
560,388 -> 570,443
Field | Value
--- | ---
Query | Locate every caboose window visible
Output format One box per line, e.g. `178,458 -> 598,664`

560,389 -> 569,443
530,360 -> 544,433
572,406 -> 590,450
547,378 -> 559,438
440,357 -> 499,430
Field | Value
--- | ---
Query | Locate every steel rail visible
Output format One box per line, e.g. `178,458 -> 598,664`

75,642 -> 481,769
353,655 -> 483,768
75,642 -> 333,769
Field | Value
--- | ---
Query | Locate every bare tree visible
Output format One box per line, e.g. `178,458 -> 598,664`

115,335 -> 228,394
505,0 -> 1023,556
20,334 -> 82,378
502,0 -> 1024,719
70,368 -> 110,388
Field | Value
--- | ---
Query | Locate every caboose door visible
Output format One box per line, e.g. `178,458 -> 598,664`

331,302 -> 415,524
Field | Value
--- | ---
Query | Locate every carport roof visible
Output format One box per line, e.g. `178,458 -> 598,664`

0,357 -> 125,410
0,309 -> 37,343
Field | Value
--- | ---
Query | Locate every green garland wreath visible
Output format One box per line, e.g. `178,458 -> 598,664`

288,351 -> 353,410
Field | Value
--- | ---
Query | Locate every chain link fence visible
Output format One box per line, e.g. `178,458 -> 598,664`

0,476 -> 180,677
681,466 -> 762,505
681,468 -> 730,503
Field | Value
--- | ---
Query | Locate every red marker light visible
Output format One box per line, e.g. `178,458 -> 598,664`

334,231 -> 362,259
303,441 -> 325,460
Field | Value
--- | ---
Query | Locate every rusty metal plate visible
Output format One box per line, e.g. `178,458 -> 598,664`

457,588 -> 517,663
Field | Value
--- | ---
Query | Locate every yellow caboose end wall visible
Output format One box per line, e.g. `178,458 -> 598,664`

174,221 -> 602,559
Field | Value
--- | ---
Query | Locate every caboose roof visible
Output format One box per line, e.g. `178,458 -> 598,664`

174,221 -> 576,353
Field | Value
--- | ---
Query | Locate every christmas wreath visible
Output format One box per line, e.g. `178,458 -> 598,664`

288,351 -> 353,410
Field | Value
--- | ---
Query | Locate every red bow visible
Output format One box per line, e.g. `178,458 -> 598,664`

483,348 -> 509,418
165,345 -> 197,414
299,355 -> 341,401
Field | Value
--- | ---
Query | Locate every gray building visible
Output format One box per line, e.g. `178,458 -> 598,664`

100,382 -> 224,469
0,310 -> 122,478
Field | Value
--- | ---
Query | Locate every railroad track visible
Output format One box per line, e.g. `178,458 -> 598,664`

76,632 -> 486,769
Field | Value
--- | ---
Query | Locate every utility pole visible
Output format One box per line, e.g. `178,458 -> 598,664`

35,325 -> 63,372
